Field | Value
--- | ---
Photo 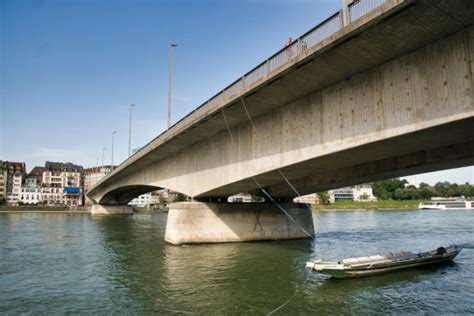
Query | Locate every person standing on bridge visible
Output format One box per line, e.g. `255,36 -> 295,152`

284,37 -> 293,59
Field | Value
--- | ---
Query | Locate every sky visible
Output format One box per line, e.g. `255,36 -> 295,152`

0,0 -> 472,186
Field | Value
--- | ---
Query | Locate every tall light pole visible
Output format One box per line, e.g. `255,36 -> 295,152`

128,104 -> 135,157
102,147 -> 106,167
111,131 -> 117,169
168,44 -> 177,129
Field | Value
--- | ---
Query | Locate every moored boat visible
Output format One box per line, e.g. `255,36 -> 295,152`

305,245 -> 462,278
418,199 -> 473,210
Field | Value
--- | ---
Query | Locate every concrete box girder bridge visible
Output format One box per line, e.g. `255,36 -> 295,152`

88,0 -> 474,244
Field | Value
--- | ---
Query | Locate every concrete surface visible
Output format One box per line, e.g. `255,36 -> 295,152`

164,202 -> 314,244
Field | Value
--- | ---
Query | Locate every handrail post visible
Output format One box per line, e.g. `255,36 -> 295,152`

341,0 -> 350,26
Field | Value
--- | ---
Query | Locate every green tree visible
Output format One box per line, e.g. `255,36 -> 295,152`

173,193 -> 188,202
447,183 -> 460,197
419,186 -> 434,200
372,178 -> 407,200
434,181 -> 450,197
394,188 -> 420,200
458,183 -> 473,198
317,192 -> 330,205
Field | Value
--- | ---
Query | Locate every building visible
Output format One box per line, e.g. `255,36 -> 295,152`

83,165 -> 114,194
294,193 -> 319,204
83,165 -> 115,205
0,166 -> 7,202
228,193 -> 253,203
22,162 -> 84,207
40,170 -> 82,206
28,166 -> 48,186
0,161 -> 26,206
352,184 -> 377,202
129,192 -> 152,207
9,174 -> 23,205
45,161 -> 83,173
328,184 -> 377,202
331,187 -> 354,201
20,176 -> 41,204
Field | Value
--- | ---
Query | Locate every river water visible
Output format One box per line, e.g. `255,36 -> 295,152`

1,209 -> 473,314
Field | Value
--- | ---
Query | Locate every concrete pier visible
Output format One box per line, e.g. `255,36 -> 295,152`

164,202 -> 314,245
91,204 -> 134,215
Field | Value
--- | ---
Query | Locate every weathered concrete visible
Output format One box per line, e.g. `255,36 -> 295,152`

88,0 -> 474,205
91,205 -> 134,215
164,202 -> 314,245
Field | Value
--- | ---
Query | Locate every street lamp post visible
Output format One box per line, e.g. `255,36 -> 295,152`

102,147 -> 106,167
111,131 -> 117,170
168,44 -> 177,129
128,104 -> 135,157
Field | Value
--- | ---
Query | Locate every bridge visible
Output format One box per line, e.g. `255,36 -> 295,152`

88,0 -> 474,244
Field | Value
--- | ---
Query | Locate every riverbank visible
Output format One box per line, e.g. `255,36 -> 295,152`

312,200 -> 421,211
0,206 -> 89,213
0,201 -> 421,213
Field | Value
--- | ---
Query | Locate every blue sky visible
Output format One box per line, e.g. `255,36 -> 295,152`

1,0 -> 472,185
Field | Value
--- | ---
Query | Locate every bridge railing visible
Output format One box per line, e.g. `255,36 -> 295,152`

124,0 -> 387,166
181,0 -> 387,123
349,0 -> 387,22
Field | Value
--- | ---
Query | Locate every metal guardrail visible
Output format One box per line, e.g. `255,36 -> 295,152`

110,0 -> 388,177
174,0 -> 387,127
349,0 -> 387,21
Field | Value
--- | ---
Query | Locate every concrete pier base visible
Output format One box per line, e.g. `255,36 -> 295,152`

165,202 -> 314,245
91,204 -> 134,215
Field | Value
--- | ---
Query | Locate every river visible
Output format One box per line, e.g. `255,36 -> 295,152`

1,209 -> 473,314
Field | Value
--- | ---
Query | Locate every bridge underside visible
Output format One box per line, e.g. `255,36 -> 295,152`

201,117 -> 474,199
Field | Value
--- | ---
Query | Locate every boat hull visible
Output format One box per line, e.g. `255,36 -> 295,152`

321,253 -> 459,278
307,246 -> 461,279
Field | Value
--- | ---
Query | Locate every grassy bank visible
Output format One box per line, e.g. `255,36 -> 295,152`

312,200 -> 421,211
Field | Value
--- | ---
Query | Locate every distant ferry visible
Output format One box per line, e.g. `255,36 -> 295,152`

418,199 -> 473,210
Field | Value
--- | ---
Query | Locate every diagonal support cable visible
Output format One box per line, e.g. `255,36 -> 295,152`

221,108 -> 314,239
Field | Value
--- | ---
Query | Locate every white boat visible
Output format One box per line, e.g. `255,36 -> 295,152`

305,245 -> 462,278
418,199 -> 473,210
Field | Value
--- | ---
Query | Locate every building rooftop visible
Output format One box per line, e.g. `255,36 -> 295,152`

45,161 -> 83,172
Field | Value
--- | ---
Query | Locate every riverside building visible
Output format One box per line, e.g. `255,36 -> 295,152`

328,184 -> 377,202
83,166 -> 114,194
0,161 -> 26,206
0,166 -> 7,201
20,176 -> 41,204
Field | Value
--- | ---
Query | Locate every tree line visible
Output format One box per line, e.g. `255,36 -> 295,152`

371,179 -> 474,200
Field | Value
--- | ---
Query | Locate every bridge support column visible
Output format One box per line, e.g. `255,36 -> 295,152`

91,204 -> 134,215
165,202 -> 314,245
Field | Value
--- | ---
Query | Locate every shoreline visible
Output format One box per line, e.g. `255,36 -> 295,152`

0,210 -> 90,213
312,207 -> 419,212
0,207 -> 418,213
0,206 -> 90,213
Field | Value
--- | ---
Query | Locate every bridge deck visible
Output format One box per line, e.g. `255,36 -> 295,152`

88,0 -> 474,198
